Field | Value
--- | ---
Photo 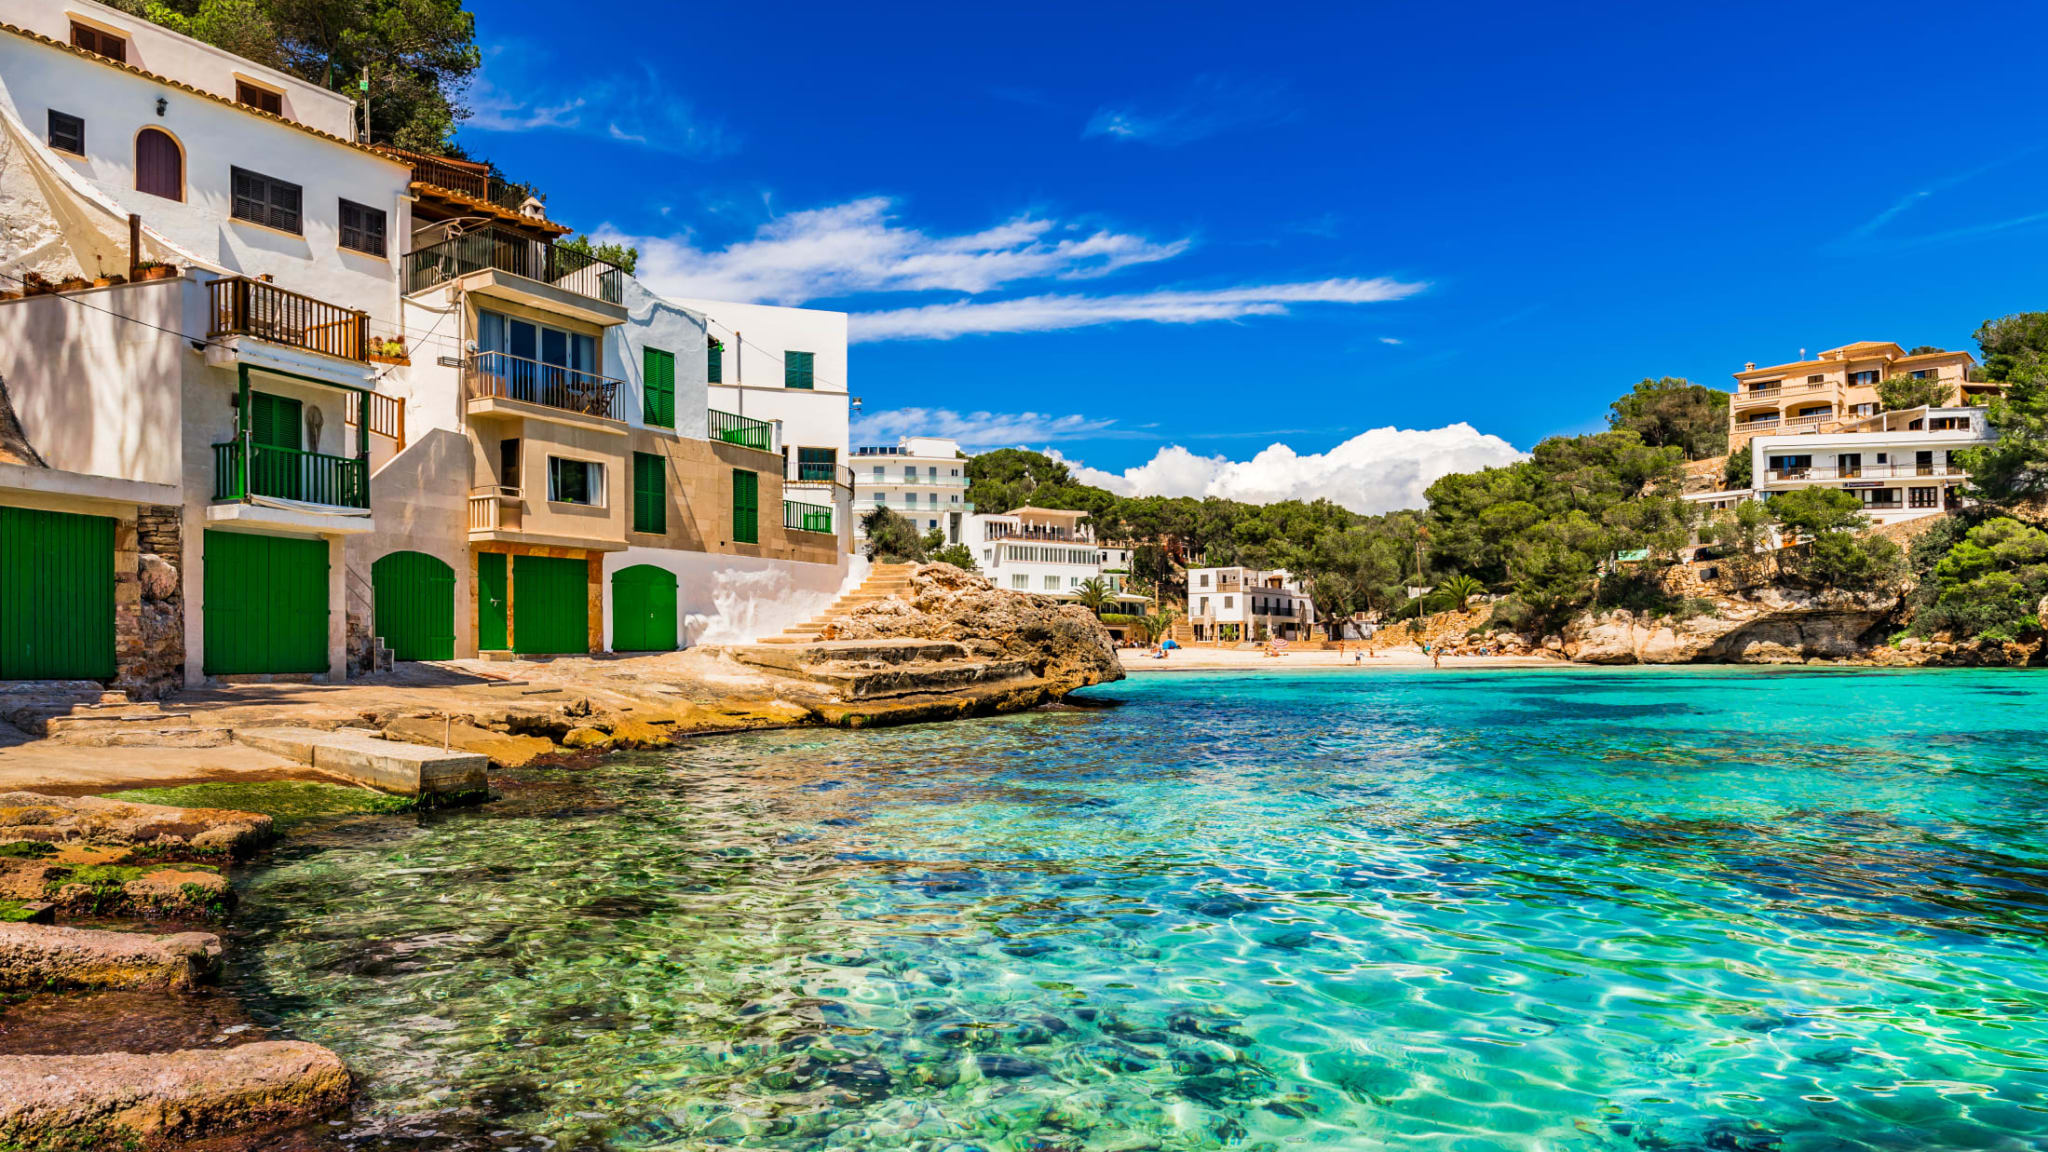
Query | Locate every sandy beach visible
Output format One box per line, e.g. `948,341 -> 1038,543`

1116,645 -> 1564,672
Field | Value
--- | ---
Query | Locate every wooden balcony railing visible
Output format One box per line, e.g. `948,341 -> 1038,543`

709,408 -> 774,451
465,352 -> 621,420
784,499 -> 834,535
344,389 -> 405,446
377,145 -> 493,201
207,277 -> 368,362
406,226 -> 622,304
213,442 -> 368,508
468,486 -> 522,532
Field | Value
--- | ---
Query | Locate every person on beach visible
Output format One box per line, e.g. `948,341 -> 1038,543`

1432,646 -> 1443,669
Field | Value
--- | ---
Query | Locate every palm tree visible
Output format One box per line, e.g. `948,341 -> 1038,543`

1144,606 -> 1179,644
1438,574 -> 1485,612
1074,577 -> 1115,615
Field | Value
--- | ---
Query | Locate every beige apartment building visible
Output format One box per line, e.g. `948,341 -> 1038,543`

1728,342 -> 1993,451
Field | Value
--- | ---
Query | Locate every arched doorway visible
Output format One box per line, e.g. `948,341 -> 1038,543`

372,551 -> 455,661
611,565 -> 677,652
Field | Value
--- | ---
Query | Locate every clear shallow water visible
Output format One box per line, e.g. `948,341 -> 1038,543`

231,668 -> 2048,1151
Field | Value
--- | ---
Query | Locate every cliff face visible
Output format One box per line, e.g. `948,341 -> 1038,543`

1562,588 -> 1901,665
821,564 -> 1124,695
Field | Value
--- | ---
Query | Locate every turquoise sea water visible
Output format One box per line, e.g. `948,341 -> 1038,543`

232,668 -> 2048,1150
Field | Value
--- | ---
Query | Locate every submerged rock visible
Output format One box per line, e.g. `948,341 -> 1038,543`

0,1041 -> 349,1144
0,922 -> 222,990
381,717 -> 555,768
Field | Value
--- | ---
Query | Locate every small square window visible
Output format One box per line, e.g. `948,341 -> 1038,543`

338,199 -> 386,256
547,457 -> 603,506
236,81 -> 283,117
71,22 -> 126,62
47,110 -> 84,154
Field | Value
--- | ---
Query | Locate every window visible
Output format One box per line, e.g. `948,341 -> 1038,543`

338,199 -> 386,256
499,438 -> 521,489
707,341 -> 723,384
71,22 -> 125,61
785,350 -> 814,390
731,469 -> 759,544
873,492 -> 886,504
1838,453 -> 1861,479
1011,574 -> 1028,590
235,81 -> 283,116
47,110 -> 84,155
632,452 -> 666,534
642,347 -> 674,428
798,447 -> 836,483
1849,370 -> 1880,386
1200,573 -> 1210,587
1807,375 -> 1824,384
1912,369 -> 1936,380
1044,575 -> 1061,590
1909,487 -> 1939,509
231,167 -> 301,233
135,128 -> 181,200
1199,596 -> 1209,614
547,457 -> 603,505
1224,595 -> 1234,609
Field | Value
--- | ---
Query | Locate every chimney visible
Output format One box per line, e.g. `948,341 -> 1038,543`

1744,362 -> 1756,371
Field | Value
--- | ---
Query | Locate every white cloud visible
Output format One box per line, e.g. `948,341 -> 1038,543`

1083,76 -> 1297,146
852,407 -> 1119,448
851,278 -> 1426,341
1379,336 -> 1403,345
1057,424 -> 1526,515
612,198 -> 1188,305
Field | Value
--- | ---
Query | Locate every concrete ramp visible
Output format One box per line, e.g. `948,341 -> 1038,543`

233,727 -> 487,799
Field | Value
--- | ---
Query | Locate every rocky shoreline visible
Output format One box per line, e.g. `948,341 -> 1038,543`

0,570 -> 1128,1149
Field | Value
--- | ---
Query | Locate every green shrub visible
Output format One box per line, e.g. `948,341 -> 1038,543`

1910,517 -> 2048,641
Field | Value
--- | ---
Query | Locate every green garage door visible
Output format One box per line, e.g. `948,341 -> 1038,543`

0,506 -> 115,680
372,551 -> 455,661
203,530 -> 328,674
512,554 -> 587,655
611,564 -> 677,652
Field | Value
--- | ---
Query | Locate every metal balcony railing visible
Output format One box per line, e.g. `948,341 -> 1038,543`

709,409 -> 773,451
213,442 -> 368,508
465,351 -> 621,420
406,226 -> 622,304
1767,462 -> 1963,482
784,500 -> 834,534
207,277 -> 368,362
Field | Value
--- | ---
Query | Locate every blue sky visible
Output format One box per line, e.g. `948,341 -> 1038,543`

461,0 -> 2048,508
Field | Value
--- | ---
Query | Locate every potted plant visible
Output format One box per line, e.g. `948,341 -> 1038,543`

56,275 -> 91,292
133,260 -> 178,282
367,337 -> 409,365
91,272 -> 127,288
21,273 -> 55,296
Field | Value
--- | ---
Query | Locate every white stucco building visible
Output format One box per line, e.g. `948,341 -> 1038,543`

852,435 -> 971,542
1686,405 -> 1994,528
1186,567 -> 1315,642
0,1 -> 857,691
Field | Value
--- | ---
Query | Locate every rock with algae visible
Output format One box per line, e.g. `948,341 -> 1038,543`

0,1041 -> 350,1145
0,922 -> 221,991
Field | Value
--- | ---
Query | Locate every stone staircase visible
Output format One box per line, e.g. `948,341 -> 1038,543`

8,691 -> 232,747
756,563 -> 918,645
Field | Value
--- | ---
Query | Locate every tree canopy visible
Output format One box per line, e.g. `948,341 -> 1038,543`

1607,377 -> 1729,460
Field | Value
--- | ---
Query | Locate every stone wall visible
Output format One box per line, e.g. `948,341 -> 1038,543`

115,504 -> 183,699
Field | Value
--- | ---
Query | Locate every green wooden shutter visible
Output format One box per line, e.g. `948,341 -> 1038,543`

784,350 -> 814,390
642,347 -> 674,429
707,342 -> 722,384
632,452 -> 666,535
0,507 -> 115,680
248,392 -> 302,501
732,469 -> 759,544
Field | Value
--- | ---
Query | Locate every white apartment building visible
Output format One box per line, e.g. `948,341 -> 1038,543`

1686,406 -> 1993,528
852,435 -> 972,543
1187,567 -> 1316,642
966,506 -> 1148,608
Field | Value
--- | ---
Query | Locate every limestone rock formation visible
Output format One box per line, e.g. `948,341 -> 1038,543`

0,1041 -> 350,1145
0,922 -> 221,991
0,792 -> 273,857
821,564 -> 1124,695
1563,587 -> 1900,664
